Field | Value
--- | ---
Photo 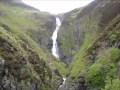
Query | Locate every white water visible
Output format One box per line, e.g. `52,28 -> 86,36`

51,18 -> 66,89
51,17 -> 61,58
60,78 -> 66,87
58,78 -> 66,90
63,78 -> 66,85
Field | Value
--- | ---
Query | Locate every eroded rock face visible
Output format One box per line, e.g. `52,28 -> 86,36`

57,0 -> 120,90
0,40 -> 46,90
0,57 -> 40,90
0,1 -> 63,89
58,0 -> 120,65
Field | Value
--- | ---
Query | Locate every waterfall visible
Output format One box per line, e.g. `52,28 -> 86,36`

59,78 -> 66,87
51,18 -> 67,90
51,17 -> 61,58
58,78 -> 66,90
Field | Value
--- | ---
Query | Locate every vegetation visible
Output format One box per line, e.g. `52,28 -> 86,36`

58,0 -> 120,90
103,78 -> 120,90
0,1 -> 68,90
86,48 -> 120,87
0,0 -> 120,90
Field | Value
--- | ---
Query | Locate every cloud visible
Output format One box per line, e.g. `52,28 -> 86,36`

22,0 -> 94,14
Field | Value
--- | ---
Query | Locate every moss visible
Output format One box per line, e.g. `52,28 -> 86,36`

103,78 -> 120,90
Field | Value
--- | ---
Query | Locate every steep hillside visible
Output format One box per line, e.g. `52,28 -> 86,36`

58,0 -> 120,90
0,0 -> 120,90
58,8 -> 83,64
0,0 -> 68,90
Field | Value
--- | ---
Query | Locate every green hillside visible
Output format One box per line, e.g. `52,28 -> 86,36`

0,0 -> 120,90
0,0 -> 68,90
58,0 -> 120,89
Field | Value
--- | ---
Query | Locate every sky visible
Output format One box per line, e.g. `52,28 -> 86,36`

22,0 -> 94,15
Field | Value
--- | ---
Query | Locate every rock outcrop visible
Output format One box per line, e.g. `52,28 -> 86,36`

58,0 -> 120,89
0,0 -> 67,90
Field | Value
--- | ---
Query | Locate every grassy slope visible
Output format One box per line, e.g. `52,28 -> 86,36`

0,1 -> 68,90
58,8 -> 83,64
59,0 -> 120,89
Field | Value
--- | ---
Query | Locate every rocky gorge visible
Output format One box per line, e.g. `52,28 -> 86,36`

0,0 -> 120,90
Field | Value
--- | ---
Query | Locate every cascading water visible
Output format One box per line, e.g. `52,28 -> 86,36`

51,17 -> 61,58
59,78 -> 66,87
51,17 -> 66,90
51,18 -> 66,89
57,77 -> 67,90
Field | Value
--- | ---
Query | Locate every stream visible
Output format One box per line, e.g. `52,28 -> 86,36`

58,78 -> 66,90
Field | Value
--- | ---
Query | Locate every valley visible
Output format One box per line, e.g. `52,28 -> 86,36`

0,0 -> 120,90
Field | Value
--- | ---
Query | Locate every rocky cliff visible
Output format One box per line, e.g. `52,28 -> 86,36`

0,0 -> 68,90
58,0 -> 120,89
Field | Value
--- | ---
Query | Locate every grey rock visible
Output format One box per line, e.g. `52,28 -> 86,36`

0,57 -> 5,65
10,82 -> 16,90
3,43 -> 14,52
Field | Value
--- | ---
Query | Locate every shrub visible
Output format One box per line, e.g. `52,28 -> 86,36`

108,48 -> 120,63
86,63 -> 105,87
86,47 -> 120,87
109,34 -> 117,43
103,78 -> 120,90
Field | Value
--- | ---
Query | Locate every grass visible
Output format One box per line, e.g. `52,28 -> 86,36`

0,1 -> 68,89
64,2 -> 120,90
53,61 -> 68,76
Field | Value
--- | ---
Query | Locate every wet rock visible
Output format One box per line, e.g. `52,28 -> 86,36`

47,39 -> 53,52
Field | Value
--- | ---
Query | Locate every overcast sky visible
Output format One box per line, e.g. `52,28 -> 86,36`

22,0 -> 94,14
